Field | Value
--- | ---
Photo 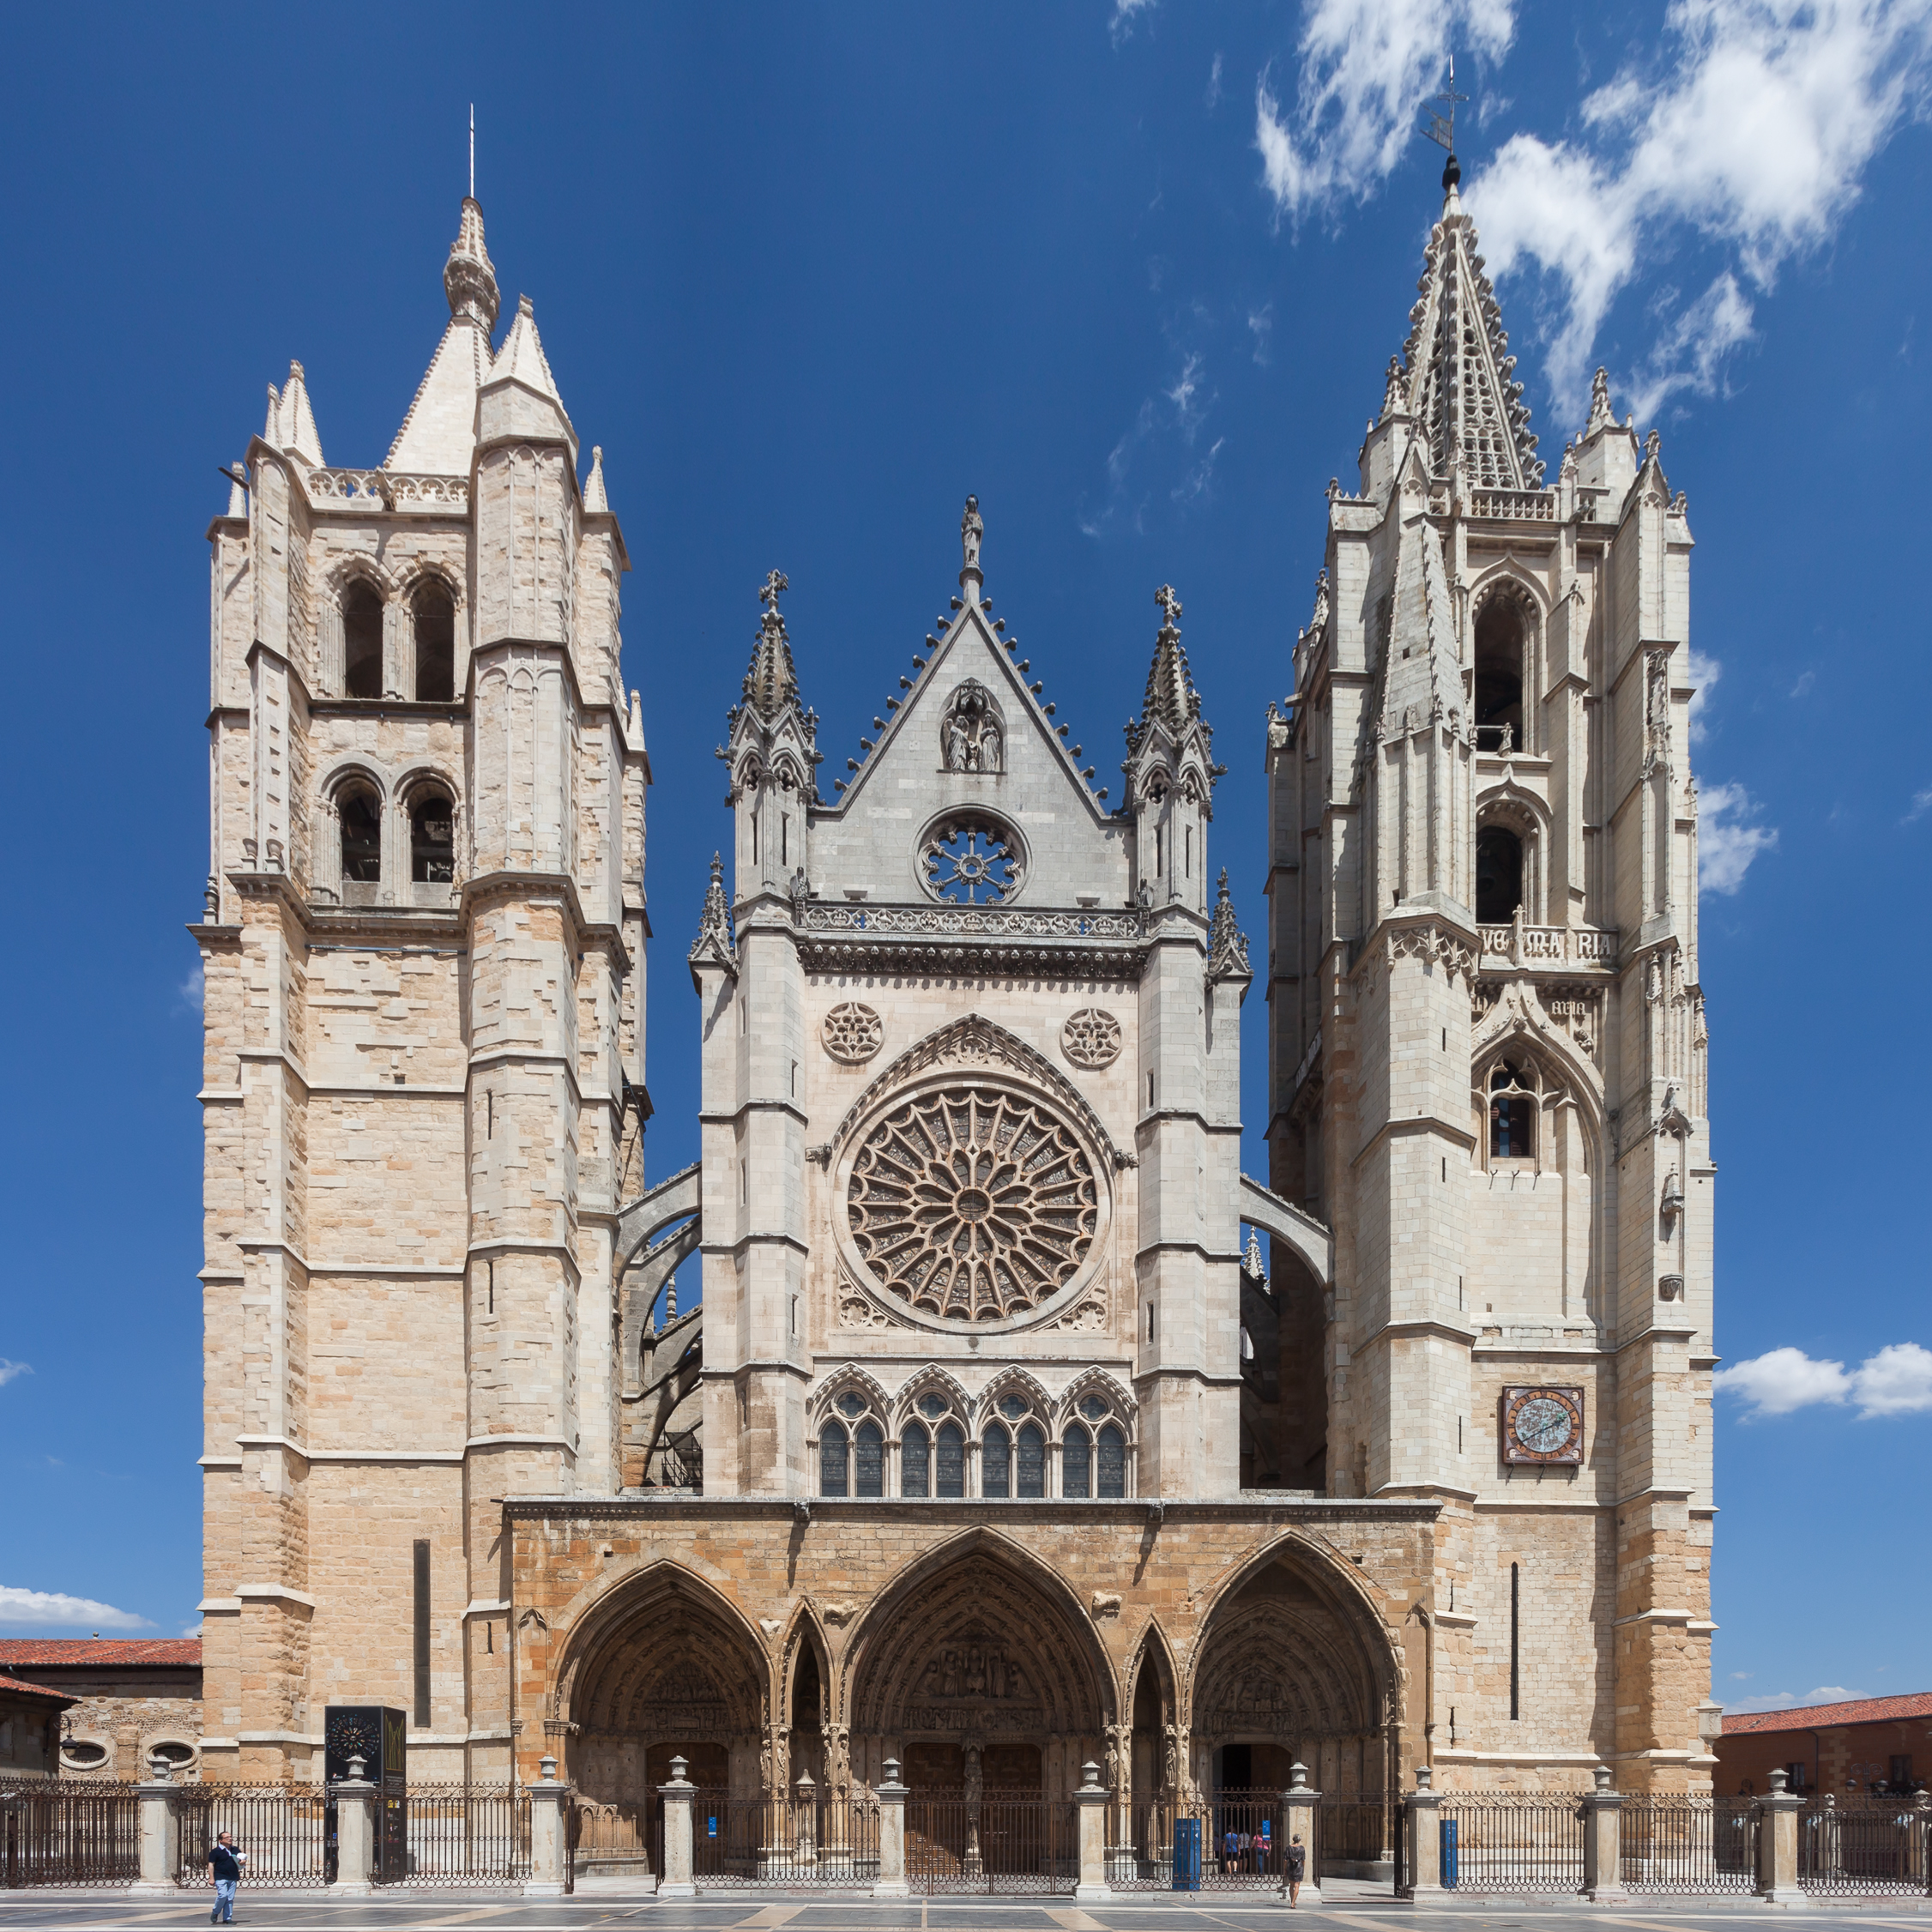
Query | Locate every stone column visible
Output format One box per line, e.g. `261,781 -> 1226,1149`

525,1755 -> 572,1899
1580,1765 -> 1625,1902
329,1756 -> 377,1896
1756,1767 -> 1805,1905
1282,1760 -> 1320,1903
872,1759 -> 909,1899
658,1756 -> 697,1899
132,1757 -> 182,1898
1400,1766 -> 1445,1898
1073,1760 -> 1111,1901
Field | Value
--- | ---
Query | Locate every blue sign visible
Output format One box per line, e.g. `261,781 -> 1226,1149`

1173,1817 -> 1201,1890
707,1815 -> 717,1838
1441,1817 -> 1458,1888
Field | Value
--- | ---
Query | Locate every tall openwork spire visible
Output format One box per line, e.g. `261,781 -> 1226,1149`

1380,182 -> 1543,488
1132,584 -> 1203,745
742,570 -> 800,716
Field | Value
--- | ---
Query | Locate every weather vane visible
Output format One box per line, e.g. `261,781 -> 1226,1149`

1422,55 -> 1468,190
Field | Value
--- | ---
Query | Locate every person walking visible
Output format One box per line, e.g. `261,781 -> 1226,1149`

1284,1832 -> 1307,1907
207,1831 -> 246,1923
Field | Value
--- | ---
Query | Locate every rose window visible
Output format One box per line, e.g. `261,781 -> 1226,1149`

921,818 -> 1022,903
847,1083 -> 1097,1321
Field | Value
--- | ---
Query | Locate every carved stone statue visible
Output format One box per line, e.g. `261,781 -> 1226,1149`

945,713 -> 970,772
978,716 -> 1000,770
961,495 -> 983,571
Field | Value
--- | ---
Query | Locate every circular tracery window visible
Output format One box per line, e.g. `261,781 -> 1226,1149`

847,1082 -> 1098,1322
921,817 -> 1023,903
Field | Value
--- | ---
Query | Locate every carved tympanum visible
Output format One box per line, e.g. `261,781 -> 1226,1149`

847,1083 -> 1098,1322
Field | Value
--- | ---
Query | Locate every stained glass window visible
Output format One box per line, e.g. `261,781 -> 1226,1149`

820,1422 -> 848,1498
854,1419 -> 884,1497
983,1423 -> 1011,1498
903,1422 -> 930,1497
1064,1425 -> 1091,1498
1097,1422 -> 1126,1499
1016,1422 -> 1045,1498
935,1422 -> 965,1498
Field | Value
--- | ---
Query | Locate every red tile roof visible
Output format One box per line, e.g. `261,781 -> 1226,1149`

0,1673 -> 76,1704
0,1639 -> 201,1667
1724,1692 -> 1932,1736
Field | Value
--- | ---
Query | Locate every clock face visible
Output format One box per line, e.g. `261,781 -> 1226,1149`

1502,1386 -> 1585,1464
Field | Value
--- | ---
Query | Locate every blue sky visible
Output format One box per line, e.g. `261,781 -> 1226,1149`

1,3 -> 1928,1719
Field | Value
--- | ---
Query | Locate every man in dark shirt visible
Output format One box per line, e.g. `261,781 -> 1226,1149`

207,1832 -> 245,1923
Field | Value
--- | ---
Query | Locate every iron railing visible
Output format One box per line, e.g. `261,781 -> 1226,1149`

1620,1796 -> 1758,1893
1316,1795 -> 1397,1880
1439,1793 -> 1585,1893
175,1786 -> 329,1889
1800,1799 -> 1930,1895
1108,1792 -> 1286,1890
379,1786 -> 529,1887
0,1782 -> 139,1888
907,1791 -> 1074,1894
689,1789 -> 879,1888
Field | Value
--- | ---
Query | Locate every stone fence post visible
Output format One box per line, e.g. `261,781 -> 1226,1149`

1756,1766 -> 1805,1904
657,1756 -> 696,1899
1580,1765 -> 1624,1901
1400,1765 -> 1444,1898
328,1754 -> 377,1896
872,1759 -> 909,1898
1282,1760 -> 1320,1902
131,1754 -> 182,1898
525,1754 -> 572,1899
1073,1760 -> 1110,1900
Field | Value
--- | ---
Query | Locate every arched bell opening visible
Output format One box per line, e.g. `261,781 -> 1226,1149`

845,1534 -> 1114,1800
1191,1542 -> 1399,1809
554,1567 -> 769,1873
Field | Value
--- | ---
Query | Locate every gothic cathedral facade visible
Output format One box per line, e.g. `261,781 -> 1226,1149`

193,178 -> 1718,1814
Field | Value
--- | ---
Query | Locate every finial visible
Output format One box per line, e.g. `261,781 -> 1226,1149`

1422,56 -> 1469,198
961,495 -> 984,578
444,190 -> 498,329
1154,583 -> 1183,633
469,104 -> 474,200
759,569 -> 788,625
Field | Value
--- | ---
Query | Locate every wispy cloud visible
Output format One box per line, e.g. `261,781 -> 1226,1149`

1687,647 -> 1721,744
1727,1685 -> 1867,1716
1699,781 -> 1777,894
178,958 -> 205,1013
1207,51 -> 1225,109
1247,303 -> 1275,365
1255,0 -> 1515,226
1715,1342 -> 1932,1419
0,1360 -> 30,1390
1174,436 -> 1228,503
1790,668 -> 1816,698
1082,348 -> 1221,536
1905,783 -> 1932,823
0,1585 -> 154,1631
1469,0 -> 1932,414
1110,0 -> 1157,48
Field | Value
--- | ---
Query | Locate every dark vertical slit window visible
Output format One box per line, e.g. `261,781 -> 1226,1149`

343,584 -> 383,698
413,588 -> 455,703
819,1424 -> 848,1498
983,1424 -> 1011,1498
1509,1562 -> 1520,1720
1097,1424 -> 1126,1499
1016,1423 -> 1045,1498
934,1422 -> 965,1498
340,788 -> 382,883
413,1540 -> 431,1728
1063,1426 -> 1091,1498
902,1423 -> 930,1498
854,1420 -> 884,1498
411,794 -> 455,883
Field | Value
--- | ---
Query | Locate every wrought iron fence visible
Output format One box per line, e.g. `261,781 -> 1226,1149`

908,1791 -> 1074,1894
379,1786 -> 529,1887
691,1789 -> 879,1888
174,1786 -> 329,1889
1316,1795 -> 1397,1881
1800,1799 -> 1929,1896
1620,1796 -> 1758,1893
0,1781 -> 139,1888
1438,1793 -> 1585,1894
1108,1792 -> 1284,1891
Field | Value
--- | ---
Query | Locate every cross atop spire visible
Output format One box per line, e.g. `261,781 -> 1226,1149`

742,569 -> 800,716
759,569 -> 788,620
1155,584 -> 1183,632
1422,54 -> 1469,195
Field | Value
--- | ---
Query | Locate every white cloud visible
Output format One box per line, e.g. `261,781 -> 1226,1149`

0,1360 -> 30,1389
1165,351 -> 1212,439
178,958 -> 204,1012
1110,0 -> 1156,46
1207,51 -> 1224,109
1729,1670 -> 1753,1681
1248,303 -> 1275,365
1716,1342 -> 1932,1419
0,1586 -> 153,1631
1699,781 -> 1778,893
1255,0 -> 1516,226
1905,784 -> 1932,823
1468,0 -> 1932,414
1174,435 -> 1228,502
1727,1685 -> 1868,1715
1790,668 -> 1815,698
1687,647 -> 1722,744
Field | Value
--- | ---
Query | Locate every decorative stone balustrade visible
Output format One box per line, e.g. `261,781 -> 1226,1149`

306,468 -> 469,510
1477,921 -> 1616,968
1470,486 -> 1557,521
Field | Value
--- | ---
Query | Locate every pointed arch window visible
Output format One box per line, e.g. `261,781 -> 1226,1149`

854,1419 -> 884,1499
1476,825 -> 1523,925
1488,1061 -> 1537,1161
343,583 -> 383,699
1473,595 -> 1525,753
934,1421 -> 965,1498
1096,1422 -> 1127,1499
410,789 -> 455,884
413,584 -> 455,703
339,783 -> 382,884
983,1422 -> 1011,1498
1064,1426 -> 1092,1499
903,1422 -> 930,1498
819,1422 -> 849,1498
1016,1422 -> 1046,1499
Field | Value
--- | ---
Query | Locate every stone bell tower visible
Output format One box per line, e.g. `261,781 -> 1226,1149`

1264,157 -> 1719,1788
193,191 -> 646,1783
